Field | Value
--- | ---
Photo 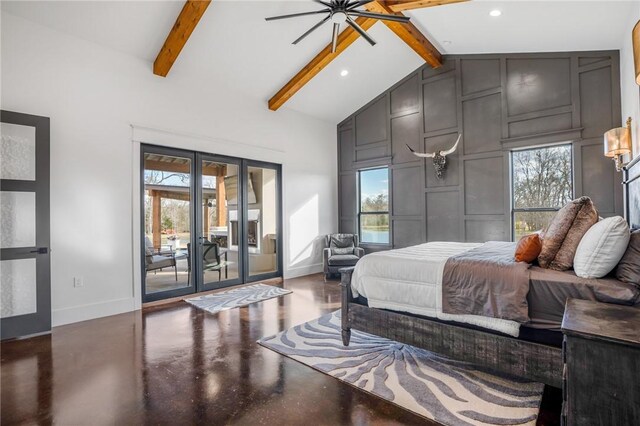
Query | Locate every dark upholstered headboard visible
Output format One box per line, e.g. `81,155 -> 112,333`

624,155 -> 640,230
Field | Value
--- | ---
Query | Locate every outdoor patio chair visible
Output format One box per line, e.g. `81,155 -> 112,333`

186,240 -> 229,283
144,236 -> 177,281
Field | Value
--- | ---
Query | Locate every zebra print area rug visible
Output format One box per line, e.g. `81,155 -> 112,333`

258,311 -> 544,426
186,284 -> 291,314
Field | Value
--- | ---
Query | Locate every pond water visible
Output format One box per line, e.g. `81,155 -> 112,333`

361,229 -> 389,244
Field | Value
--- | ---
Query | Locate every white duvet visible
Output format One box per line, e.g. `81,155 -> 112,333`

350,242 -> 521,337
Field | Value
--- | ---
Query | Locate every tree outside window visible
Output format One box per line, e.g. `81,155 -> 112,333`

511,145 -> 573,240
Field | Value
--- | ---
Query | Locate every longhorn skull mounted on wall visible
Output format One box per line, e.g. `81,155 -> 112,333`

406,134 -> 462,180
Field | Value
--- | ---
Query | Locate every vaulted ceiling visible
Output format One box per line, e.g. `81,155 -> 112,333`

2,1 -> 637,123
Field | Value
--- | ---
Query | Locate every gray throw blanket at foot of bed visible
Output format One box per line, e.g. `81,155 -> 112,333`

442,241 -> 531,323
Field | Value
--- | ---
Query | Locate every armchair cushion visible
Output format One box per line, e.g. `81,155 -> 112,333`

146,255 -> 175,271
327,254 -> 360,267
329,234 -> 356,255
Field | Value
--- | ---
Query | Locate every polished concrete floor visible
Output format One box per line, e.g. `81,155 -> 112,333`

1,274 -> 560,425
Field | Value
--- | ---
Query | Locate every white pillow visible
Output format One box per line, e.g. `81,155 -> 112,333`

574,216 -> 630,278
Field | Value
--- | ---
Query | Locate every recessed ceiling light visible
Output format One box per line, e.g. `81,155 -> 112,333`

340,69 -> 349,77
442,40 -> 452,46
489,9 -> 502,17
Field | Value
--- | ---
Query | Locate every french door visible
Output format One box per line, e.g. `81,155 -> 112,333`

243,160 -> 283,282
141,145 -> 282,302
0,111 -> 51,340
195,154 -> 243,292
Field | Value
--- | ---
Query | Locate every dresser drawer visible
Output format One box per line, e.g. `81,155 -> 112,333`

564,336 -> 640,425
561,299 -> 640,426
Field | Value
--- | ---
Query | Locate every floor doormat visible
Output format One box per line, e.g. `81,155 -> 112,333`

186,284 -> 291,315
258,311 -> 543,426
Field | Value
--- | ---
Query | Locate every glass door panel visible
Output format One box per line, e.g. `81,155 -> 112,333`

142,151 -> 194,299
1,111 -> 51,340
199,158 -> 241,289
246,164 -> 280,279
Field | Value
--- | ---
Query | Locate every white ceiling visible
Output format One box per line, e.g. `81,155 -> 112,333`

2,1 -> 637,123
406,0 -> 637,54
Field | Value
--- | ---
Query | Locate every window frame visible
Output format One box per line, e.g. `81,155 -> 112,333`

357,166 -> 391,246
510,143 -> 574,241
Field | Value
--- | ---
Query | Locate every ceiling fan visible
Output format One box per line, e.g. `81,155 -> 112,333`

265,0 -> 410,53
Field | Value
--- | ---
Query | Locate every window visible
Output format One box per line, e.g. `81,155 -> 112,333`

358,167 -> 390,244
511,145 -> 573,241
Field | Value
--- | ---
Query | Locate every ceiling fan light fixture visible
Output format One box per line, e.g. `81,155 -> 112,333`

265,0 -> 410,51
331,11 -> 348,24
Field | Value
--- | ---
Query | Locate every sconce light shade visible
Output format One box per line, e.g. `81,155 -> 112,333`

604,125 -> 632,157
635,20 -> 640,85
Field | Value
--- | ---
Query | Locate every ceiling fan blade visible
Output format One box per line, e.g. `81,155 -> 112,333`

348,10 -> 410,23
293,15 -> 332,45
346,0 -> 374,10
312,0 -> 334,7
265,9 -> 329,21
346,16 -> 376,46
331,22 -> 340,53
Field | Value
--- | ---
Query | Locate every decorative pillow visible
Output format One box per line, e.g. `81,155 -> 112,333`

616,230 -> 640,285
573,216 -> 630,279
515,233 -> 542,263
538,197 -> 598,270
330,234 -> 355,255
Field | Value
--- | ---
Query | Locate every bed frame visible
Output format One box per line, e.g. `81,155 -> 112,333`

340,156 -> 640,389
340,271 -> 563,387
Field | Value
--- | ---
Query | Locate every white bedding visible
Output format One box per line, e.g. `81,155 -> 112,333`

350,242 -> 521,337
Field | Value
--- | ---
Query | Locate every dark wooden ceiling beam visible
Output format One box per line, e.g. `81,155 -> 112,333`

154,0 -> 212,77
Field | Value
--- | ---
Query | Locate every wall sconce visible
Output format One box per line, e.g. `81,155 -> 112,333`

634,20 -> 639,84
604,117 -> 633,172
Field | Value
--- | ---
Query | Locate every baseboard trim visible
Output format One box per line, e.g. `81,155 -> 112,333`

51,266 -> 324,326
284,262 -> 323,279
52,297 -> 137,327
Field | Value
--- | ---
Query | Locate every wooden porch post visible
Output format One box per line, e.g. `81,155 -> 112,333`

216,166 -> 227,227
152,190 -> 162,248
203,203 -> 209,239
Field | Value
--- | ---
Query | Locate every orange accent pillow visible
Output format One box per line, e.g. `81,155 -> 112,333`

515,233 -> 542,263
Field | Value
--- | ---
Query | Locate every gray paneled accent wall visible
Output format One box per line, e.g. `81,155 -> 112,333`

337,51 -> 623,249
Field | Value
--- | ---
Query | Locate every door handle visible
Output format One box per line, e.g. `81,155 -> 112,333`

30,247 -> 48,254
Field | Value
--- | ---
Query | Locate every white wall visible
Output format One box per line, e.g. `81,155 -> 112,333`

1,13 -> 337,326
621,6 -> 640,158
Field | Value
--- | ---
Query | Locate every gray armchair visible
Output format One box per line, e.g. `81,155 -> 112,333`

323,233 -> 364,281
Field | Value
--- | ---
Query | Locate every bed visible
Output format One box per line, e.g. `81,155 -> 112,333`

340,157 -> 640,388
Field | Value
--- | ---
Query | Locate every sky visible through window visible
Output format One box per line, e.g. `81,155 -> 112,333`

360,168 -> 388,208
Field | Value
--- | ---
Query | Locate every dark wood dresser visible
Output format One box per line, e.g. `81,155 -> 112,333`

561,299 -> 640,425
